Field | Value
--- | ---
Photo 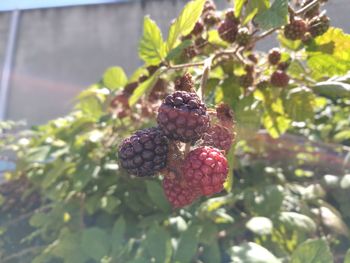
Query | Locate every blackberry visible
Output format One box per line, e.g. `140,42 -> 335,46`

236,27 -> 251,46
277,61 -> 290,71
118,127 -> 169,177
203,11 -> 220,27
239,73 -> 254,88
183,146 -> 228,196
284,18 -> 308,40
270,70 -> 290,87
191,20 -> 204,36
218,18 -> 239,43
157,91 -> 210,143
175,73 -> 194,92
163,176 -> 199,208
268,48 -> 281,65
123,82 -> 138,96
182,45 -> 198,60
309,15 -> 330,37
202,125 -> 234,152
248,54 -> 258,64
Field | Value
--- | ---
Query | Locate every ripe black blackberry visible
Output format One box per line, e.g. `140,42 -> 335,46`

268,48 -> 281,65
309,15 -> 330,37
277,61 -> 290,71
118,127 -> 169,177
270,70 -> 290,87
247,54 -> 258,64
218,15 -> 239,43
157,91 -> 210,143
191,20 -> 204,36
236,27 -> 251,46
284,18 -> 308,40
175,73 -> 194,92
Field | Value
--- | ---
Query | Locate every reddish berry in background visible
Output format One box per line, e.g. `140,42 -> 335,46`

184,146 -> 228,196
202,125 -> 234,153
270,70 -> 290,87
118,127 -> 169,177
157,91 -> 210,143
268,48 -> 281,65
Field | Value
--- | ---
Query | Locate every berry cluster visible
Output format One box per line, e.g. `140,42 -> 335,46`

118,73 -> 235,208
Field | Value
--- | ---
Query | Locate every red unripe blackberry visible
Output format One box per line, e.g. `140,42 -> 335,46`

308,15 -> 330,37
284,18 -> 308,40
202,125 -> 234,152
157,91 -> 210,143
175,73 -> 194,92
118,127 -> 169,177
163,176 -> 199,208
183,146 -> 228,196
268,48 -> 281,65
218,18 -> 239,43
236,27 -> 251,46
270,70 -> 290,87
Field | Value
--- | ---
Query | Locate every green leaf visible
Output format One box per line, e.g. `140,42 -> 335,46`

166,0 -> 206,51
344,249 -> 350,263
103,67 -> 127,90
146,180 -> 171,212
284,87 -> 315,122
129,69 -> 162,106
139,16 -> 166,66
228,242 -> 280,263
278,212 -> 317,233
174,224 -> 201,263
278,32 -> 302,51
234,0 -> 247,18
111,217 -> 126,258
202,241 -> 221,263
255,0 -> 288,30
312,81 -> 350,100
246,217 -> 273,235
145,225 -> 172,263
81,228 -> 110,261
224,146 -> 235,192
291,239 -> 333,263
165,39 -> 192,61
244,0 -> 270,25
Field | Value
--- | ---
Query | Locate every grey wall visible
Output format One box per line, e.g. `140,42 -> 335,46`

0,0 -> 349,125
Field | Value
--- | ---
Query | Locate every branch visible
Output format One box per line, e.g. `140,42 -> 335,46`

168,61 -> 205,70
295,0 -> 319,16
2,245 -> 46,262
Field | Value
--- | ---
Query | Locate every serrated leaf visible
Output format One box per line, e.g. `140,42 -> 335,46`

174,224 -> 201,263
255,0 -> 288,30
81,228 -> 110,261
146,180 -> 171,212
145,225 -> 172,263
312,81 -> 350,99
228,242 -> 280,263
291,239 -> 333,263
166,0 -> 206,51
278,212 -> 317,233
129,69 -> 162,106
103,67 -> 127,90
246,217 -> 273,235
139,16 -> 166,66
284,87 -> 315,122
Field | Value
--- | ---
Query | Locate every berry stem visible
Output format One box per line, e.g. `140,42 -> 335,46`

295,0 -> 320,16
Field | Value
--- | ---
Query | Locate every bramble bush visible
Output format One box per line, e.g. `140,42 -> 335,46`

1,0 -> 350,262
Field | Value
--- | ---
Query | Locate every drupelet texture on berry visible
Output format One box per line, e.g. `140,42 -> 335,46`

183,146 -> 228,196
202,125 -> 234,153
157,91 -> 210,143
268,48 -> 281,65
218,17 -> 239,43
284,18 -> 308,40
174,73 -> 194,92
163,176 -> 199,208
308,15 -> 330,37
118,127 -> 169,177
270,70 -> 290,87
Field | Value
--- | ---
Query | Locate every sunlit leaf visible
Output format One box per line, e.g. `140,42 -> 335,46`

228,242 -> 280,263
255,0 -> 288,30
290,239 -> 333,263
102,67 -> 127,90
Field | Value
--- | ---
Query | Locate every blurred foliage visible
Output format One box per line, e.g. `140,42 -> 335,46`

0,0 -> 350,262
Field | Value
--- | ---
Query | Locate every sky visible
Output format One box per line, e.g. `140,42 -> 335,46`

0,0 -> 129,12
